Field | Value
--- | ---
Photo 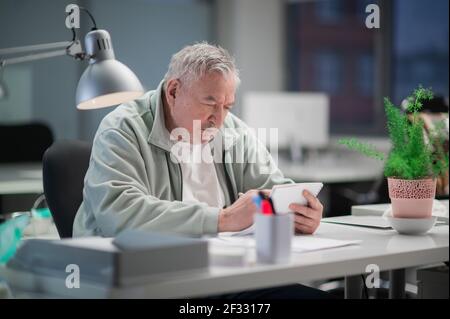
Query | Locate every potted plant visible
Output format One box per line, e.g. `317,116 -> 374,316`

339,86 -> 449,219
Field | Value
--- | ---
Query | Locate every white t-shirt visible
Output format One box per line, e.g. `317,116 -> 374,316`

170,141 -> 226,208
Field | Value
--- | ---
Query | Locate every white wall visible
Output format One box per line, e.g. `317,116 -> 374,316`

215,0 -> 286,115
0,0 -> 80,140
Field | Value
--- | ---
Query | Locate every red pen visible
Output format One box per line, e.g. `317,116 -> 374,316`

261,199 -> 273,215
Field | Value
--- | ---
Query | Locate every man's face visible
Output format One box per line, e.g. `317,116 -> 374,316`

166,71 -> 236,144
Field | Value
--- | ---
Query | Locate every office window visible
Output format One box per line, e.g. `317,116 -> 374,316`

315,51 -> 342,94
287,0 -> 377,133
393,0 -> 449,104
315,0 -> 344,24
357,53 -> 374,97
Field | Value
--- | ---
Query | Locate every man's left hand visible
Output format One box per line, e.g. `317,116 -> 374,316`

288,190 -> 323,234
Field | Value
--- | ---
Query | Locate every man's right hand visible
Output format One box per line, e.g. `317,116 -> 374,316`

218,189 -> 270,232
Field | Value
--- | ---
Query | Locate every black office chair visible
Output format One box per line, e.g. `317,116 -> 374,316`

43,140 -> 92,238
0,122 -> 53,163
0,122 -> 54,219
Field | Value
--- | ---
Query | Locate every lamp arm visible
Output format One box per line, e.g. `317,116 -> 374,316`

0,40 -> 85,67
0,41 -> 72,55
0,4 -> 101,69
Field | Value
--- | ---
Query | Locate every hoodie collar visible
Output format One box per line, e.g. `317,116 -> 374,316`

147,81 -> 174,152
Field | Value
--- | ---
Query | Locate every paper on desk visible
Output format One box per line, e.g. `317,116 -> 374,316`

208,236 -> 360,253
219,224 -> 255,237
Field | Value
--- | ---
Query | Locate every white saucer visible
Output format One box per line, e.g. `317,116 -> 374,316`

386,216 -> 437,235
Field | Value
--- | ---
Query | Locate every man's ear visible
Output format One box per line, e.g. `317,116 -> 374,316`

166,79 -> 180,106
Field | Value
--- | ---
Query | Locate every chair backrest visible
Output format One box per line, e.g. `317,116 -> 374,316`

43,140 -> 92,238
0,122 -> 53,163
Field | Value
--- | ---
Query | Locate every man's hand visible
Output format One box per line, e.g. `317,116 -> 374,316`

288,190 -> 323,234
218,189 -> 270,232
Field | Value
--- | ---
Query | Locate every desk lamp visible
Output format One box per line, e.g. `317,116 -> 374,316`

0,5 -> 144,110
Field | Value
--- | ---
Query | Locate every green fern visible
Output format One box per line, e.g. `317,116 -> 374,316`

338,138 -> 385,161
384,97 -> 408,153
339,85 -> 449,180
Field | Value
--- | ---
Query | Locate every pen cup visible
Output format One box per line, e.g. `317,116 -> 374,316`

255,213 -> 294,264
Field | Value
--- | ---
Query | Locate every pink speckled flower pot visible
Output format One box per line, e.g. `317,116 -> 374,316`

387,178 -> 437,219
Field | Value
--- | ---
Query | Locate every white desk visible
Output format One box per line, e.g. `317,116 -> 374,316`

0,163 -> 43,195
3,222 -> 448,299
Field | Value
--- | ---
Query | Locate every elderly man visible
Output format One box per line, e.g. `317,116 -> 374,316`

74,42 -> 322,237
73,43 -> 329,298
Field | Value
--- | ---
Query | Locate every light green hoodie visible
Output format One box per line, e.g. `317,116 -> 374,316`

73,81 -> 293,237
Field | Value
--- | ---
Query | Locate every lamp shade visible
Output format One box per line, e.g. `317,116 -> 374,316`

76,29 -> 143,110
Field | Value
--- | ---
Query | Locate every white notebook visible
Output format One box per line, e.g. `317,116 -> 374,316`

219,224 -> 255,237
322,216 -> 393,229
322,215 -> 447,229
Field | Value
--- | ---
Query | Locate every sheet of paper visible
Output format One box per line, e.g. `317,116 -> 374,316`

219,224 -> 255,237
208,236 -> 360,253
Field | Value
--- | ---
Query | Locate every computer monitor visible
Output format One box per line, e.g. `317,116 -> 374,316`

242,92 -> 330,150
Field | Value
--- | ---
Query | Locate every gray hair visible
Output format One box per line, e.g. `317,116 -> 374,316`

163,42 -> 240,90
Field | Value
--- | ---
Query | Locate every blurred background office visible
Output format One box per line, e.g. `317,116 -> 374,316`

0,0 -> 448,218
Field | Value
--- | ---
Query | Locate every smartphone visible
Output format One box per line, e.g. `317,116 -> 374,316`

270,182 -> 323,214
